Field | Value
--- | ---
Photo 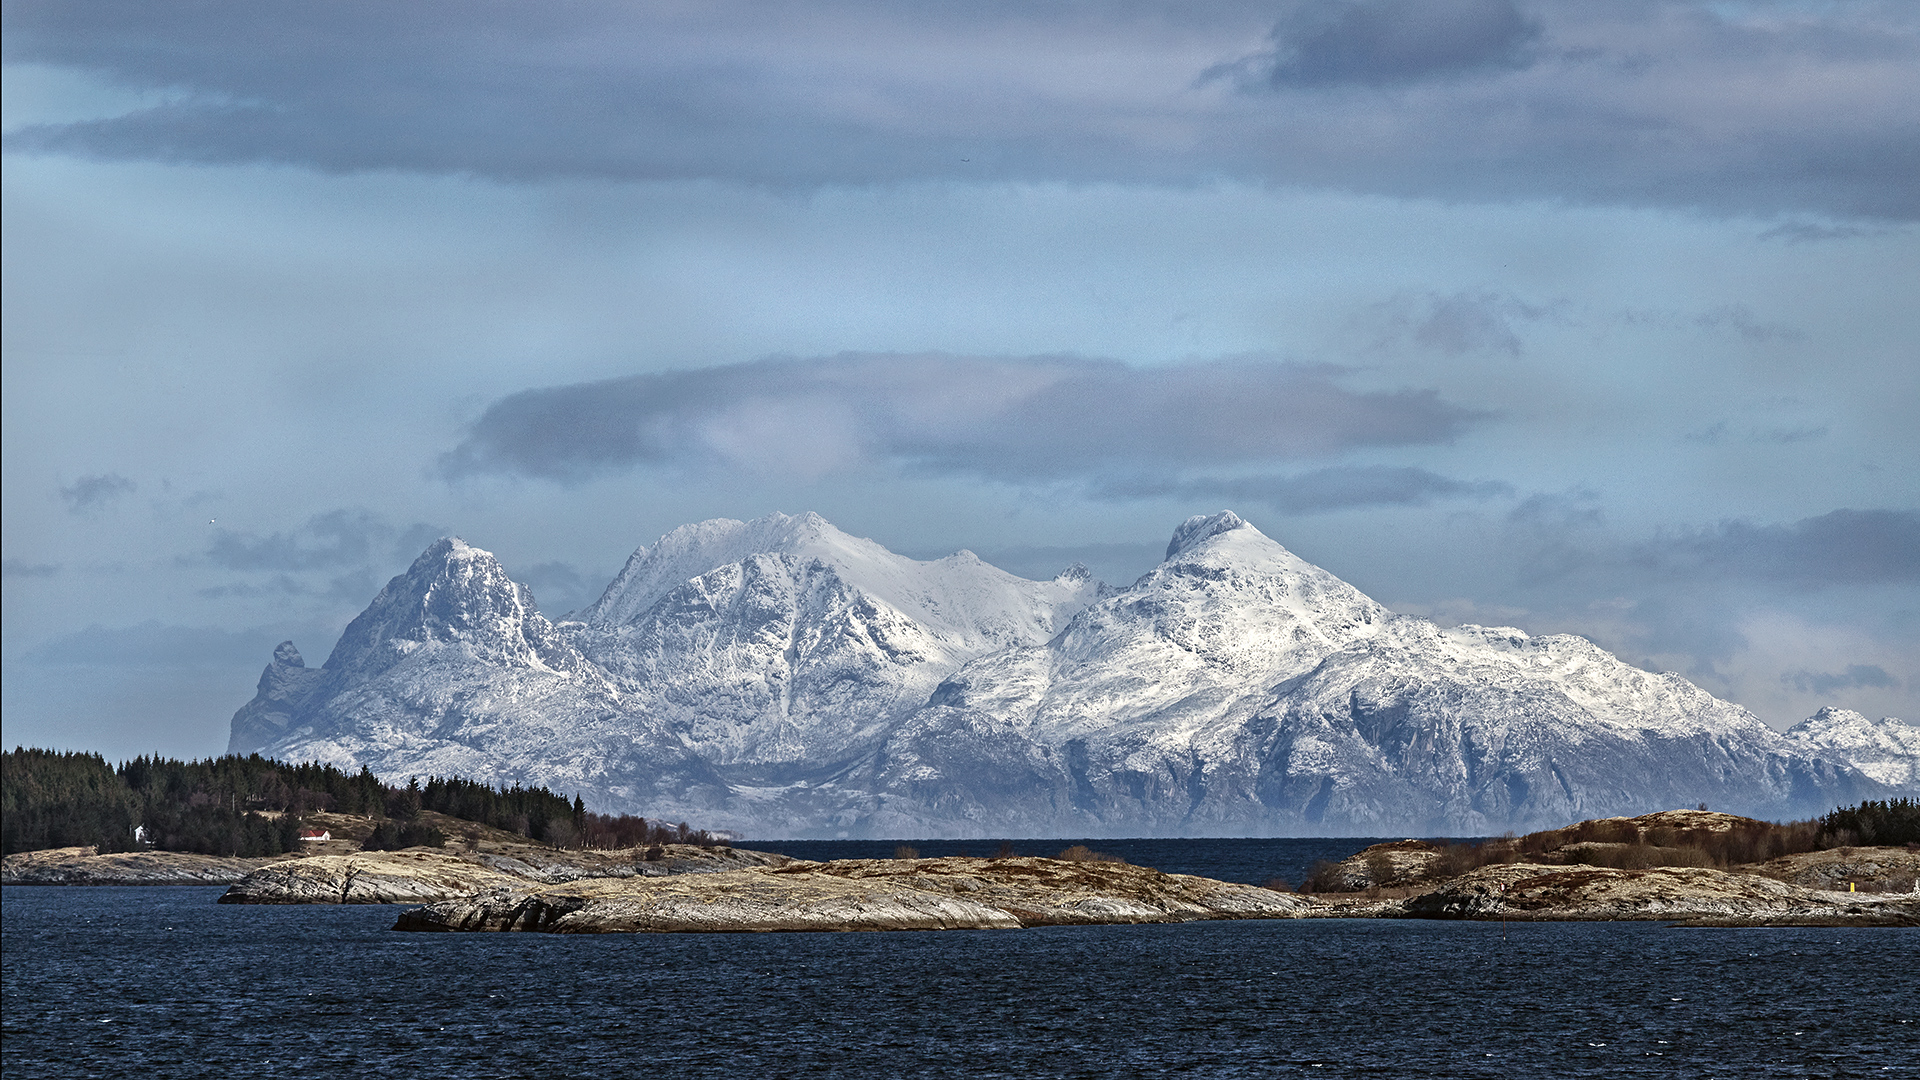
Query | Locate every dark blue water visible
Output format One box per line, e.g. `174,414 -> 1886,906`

5,886 -> 1915,1078
753,836 -> 1397,889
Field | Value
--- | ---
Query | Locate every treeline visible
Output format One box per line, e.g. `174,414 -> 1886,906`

1303,798 -> 1920,890
2,747 -> 723,858
1817,798 -> 1919,848
0,749 -> 333,857
409,775 -> 723,851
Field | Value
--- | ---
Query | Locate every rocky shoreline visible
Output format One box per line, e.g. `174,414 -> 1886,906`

12,807 -> 1916,930
1,846 -> 286,886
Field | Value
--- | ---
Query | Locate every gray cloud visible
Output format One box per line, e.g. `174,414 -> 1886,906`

1785,664 -> 1900,697
1262,0 -> 1542,87
2,559 -> 61,578
5,1 -> 1915,218
515,561 -> 606,619
59,473 -> 135,512
1691,305 -> 1804,344
204,509 -> 443,573
441,353 -> 1484,487
1631,509 -> 1920,588
1511,506 -> 1920,594
1097,465 -> 1512,514
1758,221 -> 1889,244
1357,291 -> 1561,357
1684,421 -> 1829,446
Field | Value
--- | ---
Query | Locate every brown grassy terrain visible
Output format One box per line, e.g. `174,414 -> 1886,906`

1303,809 -> 1920,895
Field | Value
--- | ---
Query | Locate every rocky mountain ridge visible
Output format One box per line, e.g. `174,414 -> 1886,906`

230,511 -> 1914,836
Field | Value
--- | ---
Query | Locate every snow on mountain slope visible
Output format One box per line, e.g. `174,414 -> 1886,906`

1233,619 -> 1881,835
573,512 -> 1103,765
236,538 -> 712,802
228,512 -> 1895,837
1786,708 -> 1920,788
233,516 -> 1101,812
916,511 -> 1388,740
580,512 -> 1097,644
861,516 -> 1888,836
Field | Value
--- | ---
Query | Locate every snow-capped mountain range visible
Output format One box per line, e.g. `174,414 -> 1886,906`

229,511 -> 1916,837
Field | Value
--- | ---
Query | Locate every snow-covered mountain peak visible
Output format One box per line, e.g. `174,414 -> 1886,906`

1157,509 -> 1332,582
1031,514 -> 1391,713
318,535 -> 571,677
583,512 -> 1100,645
1786,708 -> 1920,787
585,512 -> 894,627
1165,510 -> 1248,560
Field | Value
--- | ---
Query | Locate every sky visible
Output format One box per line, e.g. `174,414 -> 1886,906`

3,0 -> 1916,762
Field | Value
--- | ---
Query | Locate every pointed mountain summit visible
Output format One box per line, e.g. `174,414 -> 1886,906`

323,537 -> 585,679
228,512 -> 1898,837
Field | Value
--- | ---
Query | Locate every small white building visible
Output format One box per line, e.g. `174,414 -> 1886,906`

298,829 -> 331,843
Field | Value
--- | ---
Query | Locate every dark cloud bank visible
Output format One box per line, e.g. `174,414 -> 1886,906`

1632,510 -> 1920,589
442,353 -> 1496,514
6,0 -> 1916,218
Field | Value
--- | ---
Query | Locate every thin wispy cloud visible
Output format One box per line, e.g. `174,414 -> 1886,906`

1094,465 -> 1511,514
1785,664 -> 1900,697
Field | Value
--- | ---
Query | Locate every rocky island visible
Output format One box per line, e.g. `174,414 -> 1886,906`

372,808 -> 1919,932
392,854 -> 1311,932
217,842 -> 783,904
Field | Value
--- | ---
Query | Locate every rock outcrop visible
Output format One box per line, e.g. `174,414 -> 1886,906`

393,855 -> 1312,932
1400,862 -> 1919,926
218,843 -> 786,904
219,850 -> 525,904
1753,846 -> 1920,893
1,846 -> 286,885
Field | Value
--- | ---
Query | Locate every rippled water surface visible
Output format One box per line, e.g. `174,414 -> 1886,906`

5,883 -> 1915,1078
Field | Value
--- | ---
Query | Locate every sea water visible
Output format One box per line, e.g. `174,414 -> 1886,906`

5,844 -> 1916,1079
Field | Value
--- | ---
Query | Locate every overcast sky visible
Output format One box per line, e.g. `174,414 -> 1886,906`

4,0 -> 1916,761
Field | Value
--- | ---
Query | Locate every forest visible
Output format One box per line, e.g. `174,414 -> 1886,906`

1,748 -> 716,858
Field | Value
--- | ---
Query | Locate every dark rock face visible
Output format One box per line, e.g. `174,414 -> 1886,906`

225,641 -> 326,755
227,513 -> 1910,837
